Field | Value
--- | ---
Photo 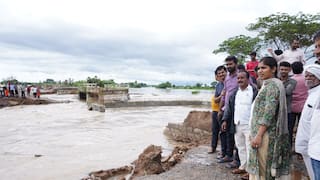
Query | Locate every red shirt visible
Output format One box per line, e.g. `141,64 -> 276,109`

246,60 -> 259,79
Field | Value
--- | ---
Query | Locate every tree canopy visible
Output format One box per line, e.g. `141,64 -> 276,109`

156,81 -> 172,89
128,81 -> 148,88
213,35 -> 261,64
213,12 -> 320,60
86,76 -> 116,87
247,12 -> 320,51
1,76 -> 19,84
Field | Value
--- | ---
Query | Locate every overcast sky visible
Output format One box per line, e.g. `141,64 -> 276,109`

0,0 -> 318,85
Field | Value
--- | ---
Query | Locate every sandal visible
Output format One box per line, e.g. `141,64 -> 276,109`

240,173 -> 249,180
231,168 -> 246,174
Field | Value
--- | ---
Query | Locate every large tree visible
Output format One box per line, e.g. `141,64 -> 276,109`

212,35 -> 261,64
247,12 -> 320,51
156,81 -> 172,89
87,76 -> 116,87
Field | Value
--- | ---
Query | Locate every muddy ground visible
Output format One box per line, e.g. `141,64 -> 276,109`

0,97 -> 67,108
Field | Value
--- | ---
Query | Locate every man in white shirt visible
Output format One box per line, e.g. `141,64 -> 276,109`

221,71 -> 258,180
31,86 -> 37,98
9,84 -> 15,97
268,39 -> 305,65
295,64 -> 320,180
306,65 -> 320,180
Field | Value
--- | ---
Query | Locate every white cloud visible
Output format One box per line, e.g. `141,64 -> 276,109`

0,0 -> 319,84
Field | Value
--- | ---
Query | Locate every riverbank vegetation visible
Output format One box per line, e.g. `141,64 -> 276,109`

155,81 -> 215,90
2,76 -> 214,91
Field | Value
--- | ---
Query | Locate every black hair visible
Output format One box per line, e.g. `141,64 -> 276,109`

279,61 -> 291,68
237,64 -> 246,70
215,65 -> 227,75
291,61 -> 304,74
291,38 -> 300,43
274,49 -> 283,55
249,51 -> 257,56
238,70 -> 250,79
225,55 -> 238,64
313,30 -> 320,42
254,66 -> 259,72
260,56 -> 278,77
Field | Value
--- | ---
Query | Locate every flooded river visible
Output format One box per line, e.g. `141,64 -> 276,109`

0,88 -> 211,180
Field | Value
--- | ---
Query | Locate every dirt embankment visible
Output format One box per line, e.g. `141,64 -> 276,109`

0,97 -> 66,108
164,110 -> 212,144
82,111 -> 212,180
83,145 -> 192,180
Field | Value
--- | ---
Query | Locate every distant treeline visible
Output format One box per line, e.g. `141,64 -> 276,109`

1,76 -> 217,90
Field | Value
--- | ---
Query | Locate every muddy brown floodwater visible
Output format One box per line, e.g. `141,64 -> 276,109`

0,92 -> 211,180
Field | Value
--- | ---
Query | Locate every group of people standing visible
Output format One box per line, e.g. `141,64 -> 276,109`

209,31 -> 320,180
0,83 -> 41,98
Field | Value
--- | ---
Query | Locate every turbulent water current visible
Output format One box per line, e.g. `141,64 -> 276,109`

0,88 -> 211,179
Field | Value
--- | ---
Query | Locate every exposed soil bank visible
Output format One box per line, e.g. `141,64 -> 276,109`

164,111 -> 212,144
83,144 -> 192,180
0,97 -> 67,108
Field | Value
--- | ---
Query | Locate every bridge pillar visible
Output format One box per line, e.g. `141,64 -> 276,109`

86,85 -> 105,112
